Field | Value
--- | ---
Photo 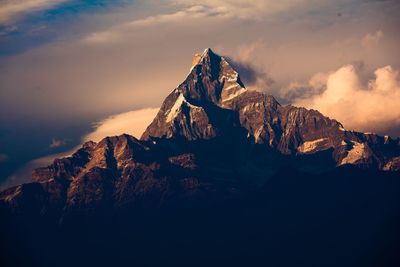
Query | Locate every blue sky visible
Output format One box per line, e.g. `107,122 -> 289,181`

0,0 -> 399,187
0,0 -> 133,56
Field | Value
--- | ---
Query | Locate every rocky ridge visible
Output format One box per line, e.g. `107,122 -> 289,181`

142,48 -> 400,168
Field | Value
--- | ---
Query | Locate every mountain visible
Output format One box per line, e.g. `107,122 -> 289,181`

1,48 -> 400,267
142,48 -> 399,168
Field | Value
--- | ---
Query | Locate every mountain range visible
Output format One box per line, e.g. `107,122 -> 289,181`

1,48 -> 400,267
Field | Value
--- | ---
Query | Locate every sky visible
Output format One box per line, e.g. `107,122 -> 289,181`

0,0 -> 400,187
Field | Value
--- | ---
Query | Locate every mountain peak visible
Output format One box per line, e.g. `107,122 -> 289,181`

183,48 -> 247,104
204,47 -> 213,53
141,48 -> 250,140
191,48 -> 218,69
201,47 -> 215,58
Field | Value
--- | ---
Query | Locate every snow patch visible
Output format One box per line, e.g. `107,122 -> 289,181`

340,141 -> 368,165
242,104 -> 251,112
224,83 -> 240,91
223,87 -> 246,102
224,72 -> 238,81
166,93 -> 185,123
297,138 -> 329,154
254,126 -> 264,142
165,93 -> 203,123
384,135 -> 390,144
191,54 -> 202,69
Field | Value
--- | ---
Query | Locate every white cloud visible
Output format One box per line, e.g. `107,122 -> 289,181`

173,0 -> 306,19
294,64 -> 400,136
127,5 -> 221,26
0,0 -> 67,24
83,5 -> 224,45
82,0 -> 308,45
84,108 -> 159,142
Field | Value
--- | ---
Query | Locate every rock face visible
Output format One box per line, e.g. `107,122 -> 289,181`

142,48 -> 400,168
1,48 -> 400,221
141,48 -> 246,141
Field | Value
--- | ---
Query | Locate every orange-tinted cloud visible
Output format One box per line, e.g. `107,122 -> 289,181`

84,108 -> 159,142
294,65 -> 400,136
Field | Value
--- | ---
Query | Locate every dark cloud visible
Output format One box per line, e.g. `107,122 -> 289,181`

224,56 -> 274,90
0,117 -> 95,184
283,85 -> 323,103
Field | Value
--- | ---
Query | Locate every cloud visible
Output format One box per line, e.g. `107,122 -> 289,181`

83,5 -> 226,45
2,0 -> 400,123
82,0 -> 311,46
223,41 -> 274,91
0,0 -> 67,24
0,148 -> 76,190
127,5 -> 223,26
226,56 -> 274,91
49,137 -> 68,148
173,0 -> 306,19
282,72 -> 329,102
84,108 -> 159,142
361,30 -> 384,48
0,24 -> 18,36
294,64 -> 400,136
0,107 -> 159,189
